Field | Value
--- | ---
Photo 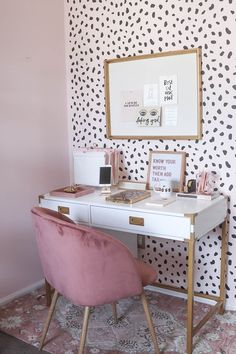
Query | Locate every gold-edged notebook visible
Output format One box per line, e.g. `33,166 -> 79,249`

106,189 -> 151,204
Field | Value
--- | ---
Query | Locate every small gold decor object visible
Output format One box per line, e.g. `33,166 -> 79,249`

63,185 -> 77,193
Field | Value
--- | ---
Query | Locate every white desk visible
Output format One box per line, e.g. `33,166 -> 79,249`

39,190 -> 228,354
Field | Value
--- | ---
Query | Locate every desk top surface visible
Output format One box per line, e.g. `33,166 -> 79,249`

43,189 -> 227,218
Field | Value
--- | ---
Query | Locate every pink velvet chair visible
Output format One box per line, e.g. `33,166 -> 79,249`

31,207 -> 160,354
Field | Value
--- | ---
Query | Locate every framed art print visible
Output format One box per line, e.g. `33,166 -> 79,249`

104,48 -> 202,140
146,151 -> 186,191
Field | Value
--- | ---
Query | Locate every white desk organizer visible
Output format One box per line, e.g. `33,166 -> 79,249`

73,148 -> 120,187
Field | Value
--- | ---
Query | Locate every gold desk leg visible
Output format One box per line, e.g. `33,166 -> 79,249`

186,234 -> 195,354
219,218 -> 228,315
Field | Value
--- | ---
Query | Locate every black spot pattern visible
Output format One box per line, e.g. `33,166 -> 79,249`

66,0 -> 236,306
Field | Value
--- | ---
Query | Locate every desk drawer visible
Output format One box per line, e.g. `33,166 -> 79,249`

91,206 -> 191,239
40,199 -> 89,224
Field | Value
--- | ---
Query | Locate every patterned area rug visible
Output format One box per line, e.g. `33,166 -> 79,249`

0,287 -> 236,354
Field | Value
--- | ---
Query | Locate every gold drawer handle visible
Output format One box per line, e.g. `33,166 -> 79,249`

129,216 -> 144,226
58,206 -> 70,215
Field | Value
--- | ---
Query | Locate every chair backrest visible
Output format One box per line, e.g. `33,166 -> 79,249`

31,207 -> 143,306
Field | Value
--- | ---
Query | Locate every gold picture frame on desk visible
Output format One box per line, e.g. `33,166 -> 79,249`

146,150 -> 186,192
104,48 -> 202,140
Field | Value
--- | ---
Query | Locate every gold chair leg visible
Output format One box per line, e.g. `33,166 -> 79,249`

141,292 -> 160,354
78,306 -> 90,354
112,302 -> 118,323
39,290 -> 59,350
45,278 -> 52,307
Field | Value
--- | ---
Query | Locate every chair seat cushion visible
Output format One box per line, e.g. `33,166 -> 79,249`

135,259 -> 157,286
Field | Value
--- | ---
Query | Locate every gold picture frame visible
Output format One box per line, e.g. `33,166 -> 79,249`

146,151 -> 186,192
104,48 -> 202,140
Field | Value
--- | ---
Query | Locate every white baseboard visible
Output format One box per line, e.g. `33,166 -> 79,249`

225,301 -> 236,311
0,279 -> 44,306
146,285 -> 236,311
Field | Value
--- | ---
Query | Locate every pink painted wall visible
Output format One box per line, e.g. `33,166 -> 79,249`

0,1 -> 70,299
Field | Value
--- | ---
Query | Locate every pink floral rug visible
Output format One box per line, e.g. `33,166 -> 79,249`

0,287 -> 236,354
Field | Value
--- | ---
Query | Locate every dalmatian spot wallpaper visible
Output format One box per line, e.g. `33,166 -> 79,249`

65,0 -> 236,307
